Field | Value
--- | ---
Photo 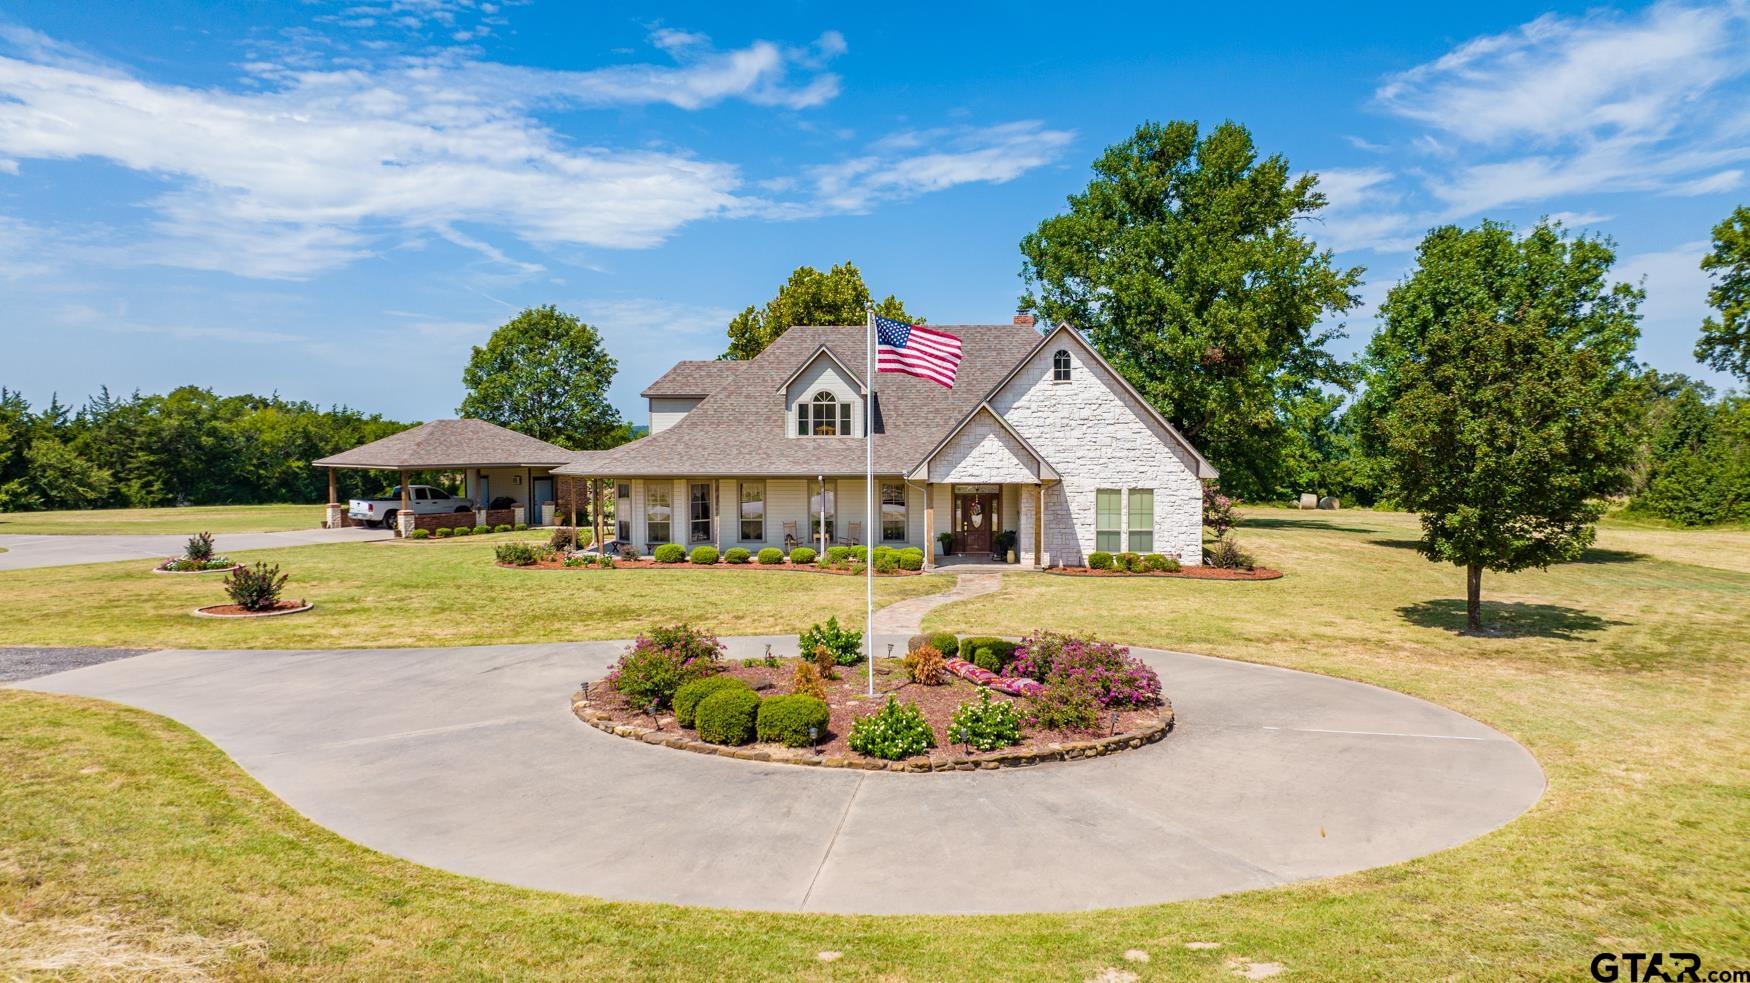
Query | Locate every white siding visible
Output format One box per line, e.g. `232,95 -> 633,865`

649,397 -> 702,434
784,353 -> 863,440
990,336 -> 1203,566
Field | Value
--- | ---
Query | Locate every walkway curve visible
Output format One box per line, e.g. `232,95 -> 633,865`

12,633 -> 1544,914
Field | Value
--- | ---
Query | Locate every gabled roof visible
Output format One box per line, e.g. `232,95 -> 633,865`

905,404 -> 1060,482
556,324 -> 1043,477
313,419 -> 579,469
977,323 -> 1219,480
641,360 -> 743,398
774,344 -> 867,395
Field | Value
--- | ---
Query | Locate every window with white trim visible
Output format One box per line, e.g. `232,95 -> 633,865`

688,482 -> 712,544
738,481 -> 764,542
1127,488 -> 1153,553
880,482 -> 907,542
645,483 -> 672,545
1053,349 -> 1071,381
1095,488 -> 1122,553
798,390 -> 852,436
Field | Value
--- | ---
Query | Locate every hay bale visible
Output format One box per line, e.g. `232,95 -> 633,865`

1318,496 -> 1341,510
1298,493 -> 1318,510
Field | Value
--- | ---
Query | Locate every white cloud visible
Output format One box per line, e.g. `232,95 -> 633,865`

1375,2 -> 1750,214
1302,167 -> 1420,254
802,121 -> 1075,214
0,27 -> 854,278
1544,210 -> 1614,228
1663,169 -> 1742,196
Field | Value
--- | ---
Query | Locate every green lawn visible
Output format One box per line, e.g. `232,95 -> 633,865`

1,510 -> 1746,979
0,538 -> 952,649
0,503 -> 322,535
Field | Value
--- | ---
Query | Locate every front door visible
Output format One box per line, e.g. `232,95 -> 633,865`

955,492 -> 996,555
532,477 -> 554,525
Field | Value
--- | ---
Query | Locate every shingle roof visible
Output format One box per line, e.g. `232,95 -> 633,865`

641,360 -> 743,397
557,324 -> 1043,477
313,419 -> 580,469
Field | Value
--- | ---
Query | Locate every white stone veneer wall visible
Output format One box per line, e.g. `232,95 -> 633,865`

990,338 -> 1203,566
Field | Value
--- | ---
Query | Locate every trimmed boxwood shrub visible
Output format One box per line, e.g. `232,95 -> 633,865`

846,696 -> 935,760
452,525 -> 472,536
1144,553 -> 1180,573
494,541 -> 540,566
472,525 -> 491,536
1088,550 -> 1114,570
825,546 -> 851,565
957,636 -> 1017,669
409,528 -> 431,539
756,694 -> 830,747
756,547 -> 783,565
689,545 -> 719,565
724,547 -> 751,564
494,524 -> 512,534
897,551 -> 924,571
514,522 -> 528,531
849,545 -> 867,562
874,553 -> 899,574
653,543 -> 686,563
1115,551 -> 1143,573
926,631 -> 959,657
674,676 -> 753,728
790,546 -> 817,565
695,687 -> 760,745
434,527 -> 453,538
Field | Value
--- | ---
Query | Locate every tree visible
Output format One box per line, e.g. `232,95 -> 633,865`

458,305 -> 624,450
723,262 -> 916,360
1695,205 -> 1750,381
1372,222 -> 1642,631
1019,120 -> 1362,499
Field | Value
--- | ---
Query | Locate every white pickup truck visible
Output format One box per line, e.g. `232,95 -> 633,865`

348,485 -> 475,528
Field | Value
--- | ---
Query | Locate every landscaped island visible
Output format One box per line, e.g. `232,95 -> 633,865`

572,621 -> 1171,771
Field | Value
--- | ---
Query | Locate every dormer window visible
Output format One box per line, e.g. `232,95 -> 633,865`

1053,349 -> 1072,382
799,390 -> 852,436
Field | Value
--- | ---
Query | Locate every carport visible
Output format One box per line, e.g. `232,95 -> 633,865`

312,419 -> 586,536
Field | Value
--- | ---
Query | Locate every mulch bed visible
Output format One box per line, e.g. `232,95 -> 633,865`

1046,565 -> 1283,581
574,658 -> 1170,771
192,600 -> 314,618
153,560 -> 242,574
500,559 -> 923,576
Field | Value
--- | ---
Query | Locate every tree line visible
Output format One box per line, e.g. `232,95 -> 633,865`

0,387 -> 415,511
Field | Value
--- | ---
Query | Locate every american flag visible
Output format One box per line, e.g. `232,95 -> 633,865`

875,315 -> 962,388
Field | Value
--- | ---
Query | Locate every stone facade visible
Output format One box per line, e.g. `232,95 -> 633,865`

989,334 -> 1204,566
927,409 -> 1040,484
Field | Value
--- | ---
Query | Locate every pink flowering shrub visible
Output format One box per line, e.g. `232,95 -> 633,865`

1202,482 -> 1237,538
1011,631 -> 1161,710
606,623 -> 725,709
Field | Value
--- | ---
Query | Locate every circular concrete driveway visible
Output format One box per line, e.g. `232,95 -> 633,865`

14,637 -> 1543,914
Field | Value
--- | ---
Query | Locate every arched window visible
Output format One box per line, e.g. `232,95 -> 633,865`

799,390 -> 852,436
1052,349 -> 1072,382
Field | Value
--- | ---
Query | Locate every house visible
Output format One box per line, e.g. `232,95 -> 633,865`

555,316 -> 1215,569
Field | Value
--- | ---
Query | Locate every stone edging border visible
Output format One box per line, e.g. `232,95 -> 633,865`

191,601 -> 315,619
1043,567 -> 1283,582
570,691 -> 1173,773
500,561 -> 926,577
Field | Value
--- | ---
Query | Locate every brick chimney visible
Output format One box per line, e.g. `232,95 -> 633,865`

1013,310 -> 1037,327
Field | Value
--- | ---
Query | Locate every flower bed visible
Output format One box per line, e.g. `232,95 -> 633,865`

153,559 -> 241,574
573,625 -> 1172,772
192,600 -> 313,618
1046,565 -> 1282,581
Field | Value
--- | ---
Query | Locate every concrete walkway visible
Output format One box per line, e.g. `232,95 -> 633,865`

0,527 -> 392,570
13,635 -> 1544,914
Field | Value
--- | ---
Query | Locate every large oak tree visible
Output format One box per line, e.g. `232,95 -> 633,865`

1370,221 -> 1642,631
1695,205 -> 1749,382
1019,120 -> 1362,499
722,262 -> 915,360
458,305 -> 624,450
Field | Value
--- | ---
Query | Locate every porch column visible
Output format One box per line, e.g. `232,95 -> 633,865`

923,484 -> 935,571
327,468 -> 337,505
1033,483 -> 1045,568
593,480 -> 604,550
568,476 -> 578,528
398,469 -> 410,538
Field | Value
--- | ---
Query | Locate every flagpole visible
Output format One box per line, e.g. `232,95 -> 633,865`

865,302 -> 876,697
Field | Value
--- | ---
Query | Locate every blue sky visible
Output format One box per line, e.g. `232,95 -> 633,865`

2,1 -> 1746,423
